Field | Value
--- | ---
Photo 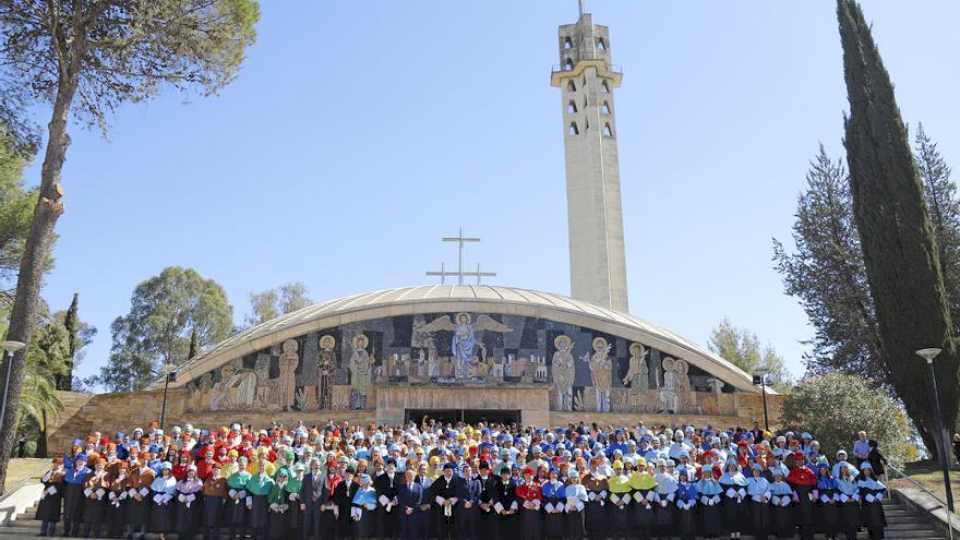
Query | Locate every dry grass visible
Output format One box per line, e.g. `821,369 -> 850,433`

2,458 -> 49,493
889,460 -> 960,512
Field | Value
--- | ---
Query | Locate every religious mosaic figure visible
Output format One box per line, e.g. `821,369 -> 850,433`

659,357 -> 679,413
674,358 -> 690,410
419,313 -> 513,379
254,355 -> 281,409
588,337 -> 613,412
317,335 -> 336,410
211,363 -> 256,410
623,343 -> 649,391
426,338 -> 440,378
551,335 -> 576,411
278,339 -> 299,411
349,334 -> 372,409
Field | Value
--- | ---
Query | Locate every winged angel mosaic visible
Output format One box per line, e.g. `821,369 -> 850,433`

418,313 -> 513,379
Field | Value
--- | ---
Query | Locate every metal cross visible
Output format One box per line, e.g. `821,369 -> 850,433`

461,263 -> 497,285
425,262 -> 458,285
425,227 -> 497,285
444,227 -> 480,285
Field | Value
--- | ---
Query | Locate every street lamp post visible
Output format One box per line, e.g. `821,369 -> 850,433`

915,348 -> 955,517
158,362 -> 177,432
752,373 -> 770,431
0,340 -> 28,439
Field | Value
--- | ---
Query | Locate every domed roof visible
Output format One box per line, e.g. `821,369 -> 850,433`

172,285 -> 760,392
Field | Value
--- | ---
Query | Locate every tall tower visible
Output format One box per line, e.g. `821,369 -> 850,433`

551,3 -> 629,312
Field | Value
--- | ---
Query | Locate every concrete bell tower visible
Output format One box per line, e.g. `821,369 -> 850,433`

551,2 -> 629,313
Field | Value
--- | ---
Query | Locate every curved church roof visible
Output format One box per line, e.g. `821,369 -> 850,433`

170,285 -> 762,393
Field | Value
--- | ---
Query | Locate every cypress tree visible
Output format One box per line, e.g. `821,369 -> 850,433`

838,0 -> 959,457
59,292 -> 79,391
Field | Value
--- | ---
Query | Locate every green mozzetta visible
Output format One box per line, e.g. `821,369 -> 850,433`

246,473 -> 275,496
227,470 -> 251,490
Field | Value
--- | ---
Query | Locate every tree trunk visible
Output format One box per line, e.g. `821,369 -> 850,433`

37,410 -> 48,459
0,84 -> 75,495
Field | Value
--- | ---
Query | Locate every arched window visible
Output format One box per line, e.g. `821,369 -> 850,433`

563,36 -> 573,49
569,122 -> 579,136
564,58 -> 574,71
582,75 -> 586,86
567,80 -> 576,92
601,80 -> 611,94
601,101 -> 611,114
597,38 -> 607,51
567,100 -> 578,114
603,123 -> 613,137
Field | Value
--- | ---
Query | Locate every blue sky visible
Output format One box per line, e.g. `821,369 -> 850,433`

26,1 -> 960,384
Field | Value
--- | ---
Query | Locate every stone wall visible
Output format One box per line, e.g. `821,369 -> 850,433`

181,310 -> 746,419
47,389 -> 784,455
47,389 -> 375,454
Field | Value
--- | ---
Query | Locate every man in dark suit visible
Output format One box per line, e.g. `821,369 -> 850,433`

457,463 -> 483,540
493,464 -> 520,540
334,466 -> 359,540
374,458 -> 401,540
427,462 -> 467,540
301,459 -> 340,540
476,461 -> 499,540
300,459 -> 324,540
397,469 -> 424,540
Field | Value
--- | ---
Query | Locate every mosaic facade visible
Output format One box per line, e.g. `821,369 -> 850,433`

184,312 -> 735,415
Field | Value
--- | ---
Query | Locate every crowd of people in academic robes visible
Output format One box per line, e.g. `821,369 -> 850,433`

33,420 -> 890,540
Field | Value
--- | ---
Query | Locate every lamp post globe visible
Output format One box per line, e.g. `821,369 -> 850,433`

0,341 -> 26,354
915,347 -> 942,364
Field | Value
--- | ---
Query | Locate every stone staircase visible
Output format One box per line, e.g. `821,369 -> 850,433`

0,497 -> 948,539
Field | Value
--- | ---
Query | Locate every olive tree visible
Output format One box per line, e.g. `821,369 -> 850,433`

782,373 -> 915,465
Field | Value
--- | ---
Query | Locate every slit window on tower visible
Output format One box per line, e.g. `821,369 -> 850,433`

564,58 -> 574,71
563,36 -> 573,49
601,101 -> 611,114
569,122 -> 579,136
603,123 -> 613,137
597,38 -> 607,51
567,80 -> 576,92
584,117 -> 590,131
601,80 -> 611,94
567,100 -> 578,114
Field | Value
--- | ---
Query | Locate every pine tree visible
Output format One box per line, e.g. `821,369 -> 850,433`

838,0 -> 959,457
773,146 -> 885,381
59,292 -> 78,391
